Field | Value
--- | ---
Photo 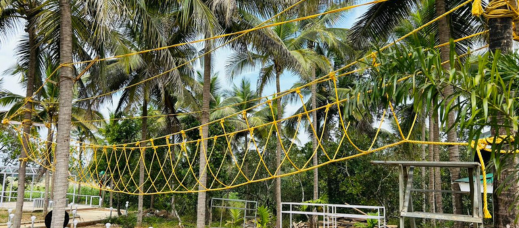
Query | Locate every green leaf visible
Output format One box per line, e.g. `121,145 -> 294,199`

483,98 -> 488,119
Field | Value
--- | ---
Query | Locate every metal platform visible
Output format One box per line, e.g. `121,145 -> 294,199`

372,161 -> 484,228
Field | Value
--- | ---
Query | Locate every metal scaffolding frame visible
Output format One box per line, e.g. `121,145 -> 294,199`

372,161 -> 485,228
210,198 -> 258,228
0,166 -> 41,207
0,166 -> 90,208
280,202 -> 386,228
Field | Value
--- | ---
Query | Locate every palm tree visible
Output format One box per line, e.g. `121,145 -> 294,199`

211,79 -> 268,180
0,1 -> 45,225
94,1 -> 199,223
1,54 -> 104,217
290,9 -> 352,222
50,0 -> 74,224
226,17 -> 332,226
486,3 -> 518,225
350,0 -> 483,220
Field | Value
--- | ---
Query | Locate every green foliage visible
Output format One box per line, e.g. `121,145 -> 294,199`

0,127 -> 22,164
224,208 -> 244,228
353,213 -> 379,228
254,206 -> 272,227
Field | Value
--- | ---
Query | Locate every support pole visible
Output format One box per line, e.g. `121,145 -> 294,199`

1,173 -> 6,207
9,176 -> 13,201
73,176 -> 76,204
399,165 -> 405,228
30,175 -> 34,200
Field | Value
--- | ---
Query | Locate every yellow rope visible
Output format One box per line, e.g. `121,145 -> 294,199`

5,0 -> 504,220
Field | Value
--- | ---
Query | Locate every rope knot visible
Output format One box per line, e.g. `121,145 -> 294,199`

2,119 -> 9,125
472,0 -> 484,16
329,72 -> 337,81
242,111 -> 247,118
220,119 -> 225,124
326,104 -> 332,110
370,52 -> 378,64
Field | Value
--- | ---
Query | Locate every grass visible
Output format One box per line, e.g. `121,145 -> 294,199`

0,209 -> 44,224
109,213 -> 187,228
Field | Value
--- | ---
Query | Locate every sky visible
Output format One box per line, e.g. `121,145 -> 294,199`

0,5 -> 371,145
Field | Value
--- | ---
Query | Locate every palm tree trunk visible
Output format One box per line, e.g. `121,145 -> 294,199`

433,114 -> 443,214
51,0 -> 74,225
76,142 -> 83,204
435,0 -> 462,222
488,7 -> 517,227
137,95 -> 148,226
13,13 -> 37,228
421,111 -> 426,213
274,63 -> 282,228
197,40 -> 211,228
428,113 -> 435,217
308,41 -> 319,228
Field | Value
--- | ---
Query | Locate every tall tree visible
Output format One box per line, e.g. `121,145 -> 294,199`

0,1 -> 42,225
51,0 -> 74,226
486,1 -> 518,225
350,0 -> 483,219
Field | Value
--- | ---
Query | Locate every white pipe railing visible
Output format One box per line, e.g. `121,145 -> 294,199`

281,202 -> 386,228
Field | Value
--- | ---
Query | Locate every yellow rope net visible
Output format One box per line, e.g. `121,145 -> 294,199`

3,0 -> 517,221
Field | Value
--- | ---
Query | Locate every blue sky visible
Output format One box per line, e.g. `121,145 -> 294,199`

0,5 -> 368,126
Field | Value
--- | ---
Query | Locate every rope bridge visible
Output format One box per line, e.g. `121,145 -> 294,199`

3,0 -> 519,220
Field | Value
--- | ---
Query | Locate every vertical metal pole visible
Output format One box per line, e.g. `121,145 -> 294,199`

384,207 -> 387,228
254,201 -> 257,228
476,167 -> 484,228
9,175 -> 13,202
378,208 -> 381,228
1,173 -> 6,207
399,165 -> 405,228
289,204 -> 292,228
30,175 -> 34,200
220,199 -> 224,228
73,176 -> 77,204
279,203 -> 283,228
243,201 -> 247,228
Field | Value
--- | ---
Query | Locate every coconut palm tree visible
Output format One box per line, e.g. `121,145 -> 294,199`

486,1 -> 518,225
289,9 -> 353,220
0,1 -> 45,224
226,17 -> 331,226
0,55 -> 104,215
350,0 -> 484,220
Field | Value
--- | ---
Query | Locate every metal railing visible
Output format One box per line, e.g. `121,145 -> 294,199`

281,202 -> 386,228
210,198 -> 258,228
